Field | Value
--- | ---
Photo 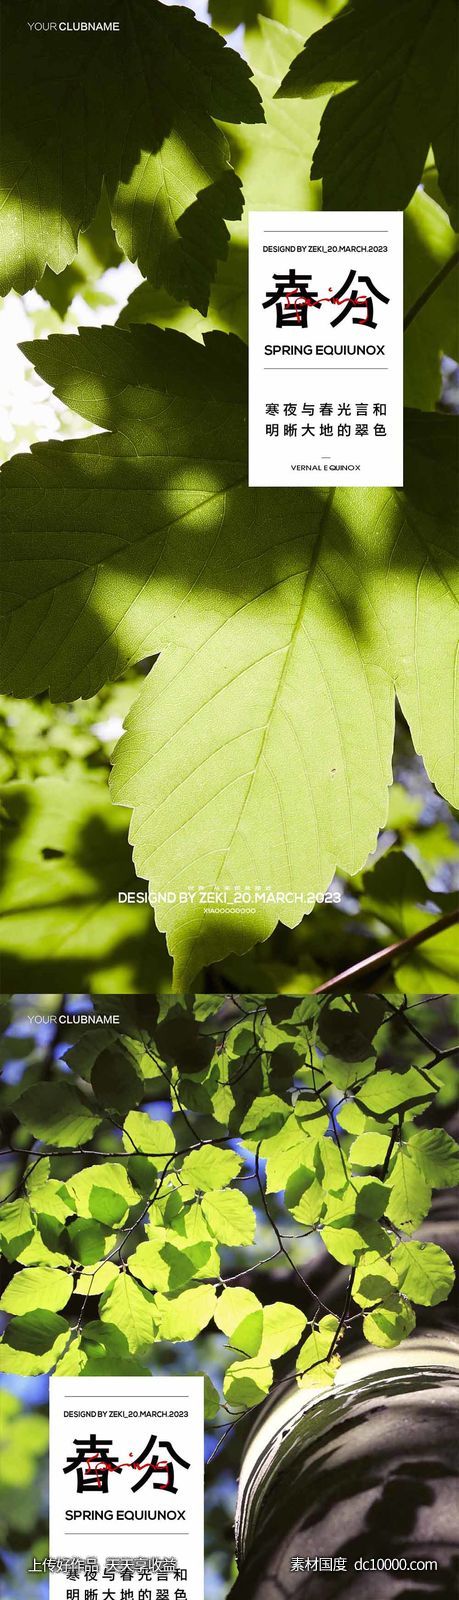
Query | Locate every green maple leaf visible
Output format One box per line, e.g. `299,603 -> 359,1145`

0,0 -> 263,312
2,325 -> 457,983
120,12 -> 324,345
277,0 -> 458,222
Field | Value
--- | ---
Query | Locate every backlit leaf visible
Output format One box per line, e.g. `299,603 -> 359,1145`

363,1295 -> 416,1348
0,1267 -> 72,1315
2,329 -> 457,981
391,1241 -> 455,1306
201,1189 -> 256,1246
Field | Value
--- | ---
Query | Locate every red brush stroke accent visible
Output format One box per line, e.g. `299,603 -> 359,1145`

285,289 -> 369,321
83,1452 -> 171,1489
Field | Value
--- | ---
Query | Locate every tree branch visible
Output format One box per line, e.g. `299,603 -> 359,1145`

404,249 -> 459,331
313,909 -> 459,994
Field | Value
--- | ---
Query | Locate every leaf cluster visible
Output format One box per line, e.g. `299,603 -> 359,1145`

1,995 -> 457,1415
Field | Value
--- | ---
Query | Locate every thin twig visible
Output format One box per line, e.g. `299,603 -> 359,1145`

254,1147 -> 332,1316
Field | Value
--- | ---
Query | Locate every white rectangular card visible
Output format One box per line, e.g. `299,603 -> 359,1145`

49,1375 -> 204,1600
249,210 -> 403,487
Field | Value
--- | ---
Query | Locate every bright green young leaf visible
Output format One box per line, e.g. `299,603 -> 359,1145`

160,1237 -> 218,1286
290,1098 -> 329,1137
0,1267 -> 72,1316
122,1111 -> 175,1159
80,1320 -> 152,1375
322,1059 -> 374,1095
130,1237 -> 213,1293
28,1181 -> 69,1226
120,1242 -> 170,1294
314,1137 -> 346,1192
201,1189 -> 256,1246
385,1150 -> 432,1234
33,1217 -> 68,1261
99,1272 -> 157,1352
73,1261 -> 120,1298
356,1068 -> 437,1119
336,1102 -> 367,1135
65,1163 -> 140,1226
240,1096 -> 291,1143
296,1314 -> 340,1387
53,1338 -> 87,1377
223,1354 -> 273,1407
2,327 -> 457,982
61,1032 -> 117,1084
83,1321 -> 133,1361
394,927 -> 459,995
39,189 -> 122,321
352,1254 -> 398,1309
202,1373 -> 220,1421
284,1166 -> 324,1226
1,0 -> 263,310
0,1200 -> 35,1261
351,1133 -> 391,1169
391,1241 -> 455,1306
363,1295 -> 416,1349
408,1127 -> 459,1189
158,1194 -> 215,1249
24,1160 -> 50,1191
155,1284 -> 218,1341
214,1286 -> 262,1337
86,1190 -> 127,1228
226,1309 -> 264,1357
277,0 -> 458,221
258,1302 -> 307,1359
321,1216 -> 392,1266
221,1298 -> 307,1361
0,1405 -> 48,1489
14,1082 -> 102,1146
353,1178 -> 391,1221
0,1312 -> 70,1376
85,1353 -> 152,1377
264,1122 -> 315,1194
180,1146 -> 243,1192
15,1232 -> 70,1271
66,1219 -> 115,1267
